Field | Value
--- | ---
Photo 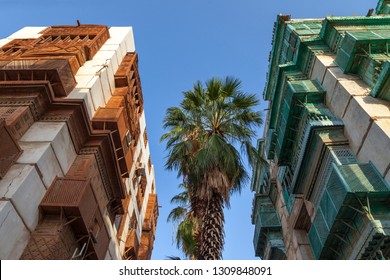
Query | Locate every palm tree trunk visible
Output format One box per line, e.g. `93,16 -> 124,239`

187,182 -> 207,258
198,191 -> 224,260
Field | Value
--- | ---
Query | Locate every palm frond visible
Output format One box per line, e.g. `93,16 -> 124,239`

167,206 -> 188,223
170,191 -> 189,205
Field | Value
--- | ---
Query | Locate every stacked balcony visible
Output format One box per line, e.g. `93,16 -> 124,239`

38,177 -> 110,260
92,106 -> 133,178
308,162 -> 390,259
252,195 -> 284,259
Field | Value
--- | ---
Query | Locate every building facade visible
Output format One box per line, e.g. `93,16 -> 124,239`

252,1 -> 390,260
0,24 -> 158,260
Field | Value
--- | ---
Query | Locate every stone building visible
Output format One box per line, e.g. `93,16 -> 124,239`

0,24 -> 158,260
252,0 -> 390,260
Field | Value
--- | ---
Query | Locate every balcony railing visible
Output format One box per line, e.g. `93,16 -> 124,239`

40,178 -> 110,259
253,195 -> 282,258
308,162 -> 390,259
263,232 -> 287,260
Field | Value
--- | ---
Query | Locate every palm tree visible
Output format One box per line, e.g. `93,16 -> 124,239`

167,184 -> 197,259
161,76 -> 262,260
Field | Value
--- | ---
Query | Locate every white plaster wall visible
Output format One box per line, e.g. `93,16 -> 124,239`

328,80 -> 370,119
96,47 -> 121,72
99,68 -> 113,103
102,208 -> 122,260
108,232 -> 122,260
20,122 -> 76,175
108,235 -> 123,260
17,142 -> 63,189
353,95 -> 390,118
99,45 -> 126,76
118,211 -> 132,253
140,110 -> 146,133
77,59 -> 115,108
322,67 -> 361,106
131,140 -> 143,233
65,88 -> 95,119
338,79 -> 370,97
93,50 -> 120,75
0,164 -> 46,231
75,75 -> 106,111
75,59 -> 114,105
107,27 -> 135,54
124,177 -> 131,199
328,82 -> 354,119
146,147 -> 152,170
123,178 -> 135,216
0,38 -> 11,48
149,166 -> 156,195
357,119 -> 390,177
309,55 -> 336,84
139,193 -> 148,231
0,201 -> 30,259
340,96 -> 372,155
134,178 -> 142,241
7,27 -> 46,39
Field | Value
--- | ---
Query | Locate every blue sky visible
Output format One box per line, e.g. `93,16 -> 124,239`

0,0 -> 377,260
